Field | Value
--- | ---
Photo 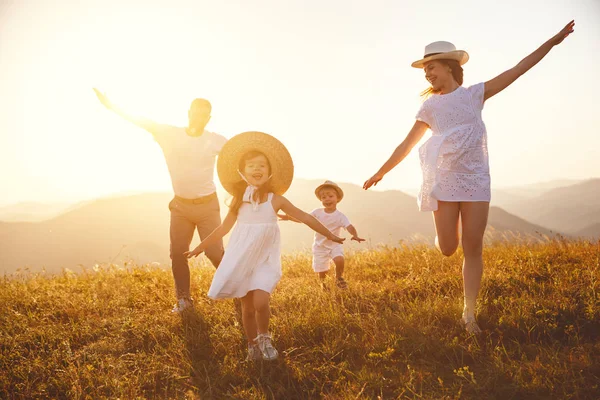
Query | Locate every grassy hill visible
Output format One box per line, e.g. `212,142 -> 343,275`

1,240 -> 598,399
0,180 -> 560,274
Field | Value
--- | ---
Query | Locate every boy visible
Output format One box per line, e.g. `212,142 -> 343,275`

280,180 -> 364,288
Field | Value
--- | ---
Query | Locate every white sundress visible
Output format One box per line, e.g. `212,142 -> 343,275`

415,83 -> 491,212
208,192 -> 282,300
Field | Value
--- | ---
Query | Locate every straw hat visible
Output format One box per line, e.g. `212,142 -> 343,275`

217,131 -> 294,195
411,41 -> 469,69
314,180 -> 344,202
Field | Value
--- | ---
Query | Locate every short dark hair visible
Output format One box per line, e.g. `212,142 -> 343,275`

190,98 -> 212,112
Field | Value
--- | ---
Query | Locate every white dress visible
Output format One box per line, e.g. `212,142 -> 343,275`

415,83 -> 491,212
208,192 -> 282,299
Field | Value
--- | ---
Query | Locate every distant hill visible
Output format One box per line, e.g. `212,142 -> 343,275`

576,223 -> 600,239
494,179 -> 583,199
498,179 -> 600,234
0,180 -> 559,274
0,202 -> 70,222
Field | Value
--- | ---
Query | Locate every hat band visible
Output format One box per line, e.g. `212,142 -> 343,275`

424,52 -> 442,58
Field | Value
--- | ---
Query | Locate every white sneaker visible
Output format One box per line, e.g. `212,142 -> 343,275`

255,333 -> 279,361
246,344 -> 262,361
171,297 -> 194,314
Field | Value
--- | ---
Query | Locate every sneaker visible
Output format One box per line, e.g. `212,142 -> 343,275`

462,316 -> 482,335
255,333 -> 278,361
336,277 -> 348,289
171,297 -> 194,314
246,344 -> 262,361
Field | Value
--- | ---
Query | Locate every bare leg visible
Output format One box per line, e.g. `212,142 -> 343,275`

240,292 -> 257,344
333,256 -> 345,279
459,201 -> 489,332
432,201 -> 461,257
252,290 -> 272,334
318,271 -> 328,280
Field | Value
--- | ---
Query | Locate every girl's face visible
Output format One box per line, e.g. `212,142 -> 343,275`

243,154 -> 271,187
319,188 -> 339,208
423,60 -> 453,91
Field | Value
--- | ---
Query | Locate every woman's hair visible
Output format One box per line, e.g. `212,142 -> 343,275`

228,150 -> 273,214
420,59 -> 464,98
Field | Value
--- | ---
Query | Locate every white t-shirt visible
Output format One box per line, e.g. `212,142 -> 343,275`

153,125 -> 227,198
310,208 -> 351,248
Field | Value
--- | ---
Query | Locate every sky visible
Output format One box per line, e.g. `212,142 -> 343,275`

1,0 -> 599,206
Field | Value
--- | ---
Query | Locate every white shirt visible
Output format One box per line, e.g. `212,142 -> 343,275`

153,125 -> 227,198
310,208 -> 351,248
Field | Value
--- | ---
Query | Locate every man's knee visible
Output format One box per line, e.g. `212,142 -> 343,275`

170,245 -> 190,261
204,244 -> 224,267
242,305 -> 256,317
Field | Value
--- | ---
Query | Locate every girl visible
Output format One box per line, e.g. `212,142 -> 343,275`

185,131 -> 345,361
363,21 -> 575,334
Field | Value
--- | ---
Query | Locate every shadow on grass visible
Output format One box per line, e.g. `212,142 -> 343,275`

178,300 -> 310,399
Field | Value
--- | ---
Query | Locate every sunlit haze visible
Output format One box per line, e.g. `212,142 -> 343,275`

1,0 -> 598,206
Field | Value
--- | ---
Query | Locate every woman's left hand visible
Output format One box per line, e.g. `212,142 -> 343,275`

363,173 -> 383,190
550,20 -> 575,46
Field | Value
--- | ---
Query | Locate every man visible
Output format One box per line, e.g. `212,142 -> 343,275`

93,89 -> 226,313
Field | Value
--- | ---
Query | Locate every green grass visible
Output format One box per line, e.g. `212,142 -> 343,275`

1,240 -> 599,399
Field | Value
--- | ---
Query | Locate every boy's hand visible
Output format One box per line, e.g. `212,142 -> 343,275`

184,246 -> 203,258
351,235 -> 365,243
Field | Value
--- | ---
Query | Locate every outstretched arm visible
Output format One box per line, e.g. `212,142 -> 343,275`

484,20 -> 575,101
346,224 -> 365,242
276,213 -> 301,222
275,196 -> 345,244
184,211 -> 236,258
363,120 -> 429,190
93,88 -> 164,135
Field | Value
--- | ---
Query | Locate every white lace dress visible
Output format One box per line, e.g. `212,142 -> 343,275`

415,83 -> 491,212
208,192 -> 282,299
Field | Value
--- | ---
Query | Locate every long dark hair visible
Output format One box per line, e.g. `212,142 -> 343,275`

421,59 -> 463,98
228,150 -> 273,215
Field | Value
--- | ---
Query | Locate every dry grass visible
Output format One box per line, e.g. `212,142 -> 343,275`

1,240 -> 599,399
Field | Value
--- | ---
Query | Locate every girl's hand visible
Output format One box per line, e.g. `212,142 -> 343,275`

363,173 -> 383,190
184,246 -> 204,258
328,234 -> 346,244
550,20 -> 575,46
277,213 -> 291,221
351,235 -> 365,243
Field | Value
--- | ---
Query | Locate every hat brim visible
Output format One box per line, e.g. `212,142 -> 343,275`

217,131 -> 294,196
411,50 -> 469,68
314,184 -> 344,202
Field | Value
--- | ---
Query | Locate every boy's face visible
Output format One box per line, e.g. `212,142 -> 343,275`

319,188 -> 339,208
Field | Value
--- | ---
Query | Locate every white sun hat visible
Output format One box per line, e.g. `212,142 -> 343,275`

411,41 -> 469,69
